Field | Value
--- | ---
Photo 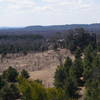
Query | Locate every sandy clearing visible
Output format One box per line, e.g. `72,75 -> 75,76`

29,66 -> 57,87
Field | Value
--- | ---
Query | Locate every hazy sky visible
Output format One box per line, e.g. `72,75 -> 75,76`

0,0 -> 100,27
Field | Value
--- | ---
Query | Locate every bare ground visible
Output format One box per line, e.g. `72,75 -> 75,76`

0,49 -> 74,87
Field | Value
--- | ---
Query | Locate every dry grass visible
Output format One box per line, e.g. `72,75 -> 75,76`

0,49 -> 74,87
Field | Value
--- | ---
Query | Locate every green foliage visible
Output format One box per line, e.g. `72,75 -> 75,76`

47,88 -> 65,100
0,34 -> 44,54
34,79 -> 42,84
54,57 -> 73,89
54,44 -> 99,100
0,67 -> 20,100
74,58 -> 83,83
83,45 -> 96,81
0,75 -> 6,89
54,66 -> 66,88
97,45 -> 100,51
64,79 -> 77,99
85,80 -> 100,100
2,66 -> 18,82
65,28 -> 96,52
83,46 -> 100,100
72,49 -> 84,87
85,68 -> 100,100
74,48 -> 82,59
54,57 -> 78,99
21,69 -> 30,79
18,76 -> 47,100
0,83 -> 20,100
64,66 -> 78,99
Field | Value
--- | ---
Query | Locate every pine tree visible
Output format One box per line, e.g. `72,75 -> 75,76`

21,69 -> 30,79
2,66 -> 18,82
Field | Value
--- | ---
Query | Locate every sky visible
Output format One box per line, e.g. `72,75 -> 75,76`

0,0 -> 100,27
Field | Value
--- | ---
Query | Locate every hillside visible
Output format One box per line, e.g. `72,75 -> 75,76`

0,49 -> 74,87
0,24 -> 100,37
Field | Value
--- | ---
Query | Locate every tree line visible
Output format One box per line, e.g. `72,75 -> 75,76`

0,34 -> 44,54
0,28 -> 98,54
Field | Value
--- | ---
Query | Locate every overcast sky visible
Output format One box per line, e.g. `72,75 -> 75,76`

0,0 -> 100,27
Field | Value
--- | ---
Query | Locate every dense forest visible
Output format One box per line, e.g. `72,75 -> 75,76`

0,27 -> 99,54
0,34 -> 45,54
0,28 -> 100,100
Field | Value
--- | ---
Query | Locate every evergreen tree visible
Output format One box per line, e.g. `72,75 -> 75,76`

47,88 -> 65,100
54,66 -> 66,88
54,57 -> 78,99
85,54 -> 100,100
18,76 -> 47,100
83,45 -> 95,81
2,66 -> 18,82
65,28 -> 96,53
0,75 -> 5,89
21,69 -> 30,79
0,83 -> 20,100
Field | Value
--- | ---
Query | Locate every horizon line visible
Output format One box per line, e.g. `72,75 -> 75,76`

0,23 -> 100,28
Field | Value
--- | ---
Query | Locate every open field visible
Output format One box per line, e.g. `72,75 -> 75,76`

0,49 -> 74,87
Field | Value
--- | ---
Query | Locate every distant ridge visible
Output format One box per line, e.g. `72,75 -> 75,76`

25,23 -> 100,31
0,23 -> 100,31
0,23 -> 100,37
